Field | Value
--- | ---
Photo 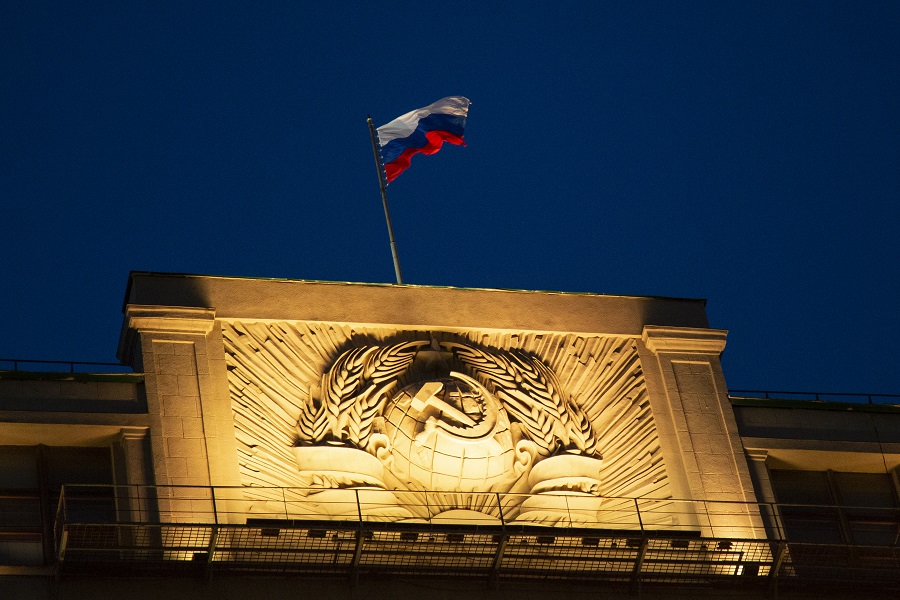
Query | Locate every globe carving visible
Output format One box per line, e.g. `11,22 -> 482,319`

382,373 -> 517,492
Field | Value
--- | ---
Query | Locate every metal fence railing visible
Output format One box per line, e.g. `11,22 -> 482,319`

729,390 -> 900,405
50,485 -> 900,590
55,484 -> 776,538
0,358 -> 133,374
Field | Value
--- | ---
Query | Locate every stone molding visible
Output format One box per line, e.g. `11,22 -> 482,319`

118,305 -> 216,365
119,426 -> 150,441
642,325 -> 727,355
124,272 -> 712,337
744,448 -> 769,463
124,305 -> 216,334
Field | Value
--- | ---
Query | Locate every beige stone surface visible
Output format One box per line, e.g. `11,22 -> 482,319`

642,325 -> 762,538
123,272 -> 709,335
120,306 -> 242,510
111,275 -> 762,531
220,321 -> 675,525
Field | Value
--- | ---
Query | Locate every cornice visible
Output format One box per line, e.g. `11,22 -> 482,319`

744,448 -> 770,463
123,304 -> 216,335
118,304 -> 216,365
642,325 -> 728,355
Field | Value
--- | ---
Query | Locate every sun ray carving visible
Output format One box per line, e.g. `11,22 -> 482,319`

221,322 -> 671,505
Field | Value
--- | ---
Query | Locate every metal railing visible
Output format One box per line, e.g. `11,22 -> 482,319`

0,358 -> 132,374
50,485 -> 900,590
729,389 -> 900,405
55,484 -> 775,537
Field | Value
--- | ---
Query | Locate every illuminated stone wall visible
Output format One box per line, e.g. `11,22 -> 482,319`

221,324 -> 669,527
118,273 -> 763,536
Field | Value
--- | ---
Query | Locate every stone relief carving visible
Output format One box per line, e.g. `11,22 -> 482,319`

446,343 -> 598,457
296,341 -> 426,448
222,323 -> 672,527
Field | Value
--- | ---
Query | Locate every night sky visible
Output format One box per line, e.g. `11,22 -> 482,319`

2,2 -> 898,396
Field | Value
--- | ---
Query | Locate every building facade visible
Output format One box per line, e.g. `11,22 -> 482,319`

1,273 -> 898,598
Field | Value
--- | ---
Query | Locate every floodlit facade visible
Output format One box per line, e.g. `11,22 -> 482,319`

1,272 -> 898,599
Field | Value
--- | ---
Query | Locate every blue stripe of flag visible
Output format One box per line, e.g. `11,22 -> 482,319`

380,113 -> 466,165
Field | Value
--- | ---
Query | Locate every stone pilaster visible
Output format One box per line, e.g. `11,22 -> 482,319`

120,305 -> 241,523
745,449 -> 785,539
114,427 -> 157,523
642,325 -> 763,538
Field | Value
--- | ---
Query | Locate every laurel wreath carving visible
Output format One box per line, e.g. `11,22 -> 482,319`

443,343 -> 599,457
298,339 -> 598,458
296,341 -> 427,447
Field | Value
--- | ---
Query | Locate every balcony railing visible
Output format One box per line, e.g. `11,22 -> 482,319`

0,358 -> 133,374
730,389 -> 900,406
50,485 -> 900,592
54,484 -> 773,536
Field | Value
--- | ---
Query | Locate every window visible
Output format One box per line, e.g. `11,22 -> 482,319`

769,469 -> 900,546
0,446 -> 114,565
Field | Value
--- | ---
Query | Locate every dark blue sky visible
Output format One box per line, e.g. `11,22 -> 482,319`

2,2 -> 898,395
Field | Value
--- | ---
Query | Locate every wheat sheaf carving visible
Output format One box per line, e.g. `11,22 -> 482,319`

444,343 -> 599,457
297,341 -> 427,447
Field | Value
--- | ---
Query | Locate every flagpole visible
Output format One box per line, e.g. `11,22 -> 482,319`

367,116 -> 403,285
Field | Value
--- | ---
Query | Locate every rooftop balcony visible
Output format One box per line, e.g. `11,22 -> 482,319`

44,485 -> 900,594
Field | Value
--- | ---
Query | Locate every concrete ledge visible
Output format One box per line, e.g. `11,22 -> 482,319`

0,378 -> 146,413
122,272 -> 710,337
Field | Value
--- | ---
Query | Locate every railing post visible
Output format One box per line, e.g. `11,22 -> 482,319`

56,529 -> 69,565
771,501 -> 785,541
490,530 -> 509,589
355,489 -> 363,524
351,525 -> 365,586
206,525 -> 219,580
211,486 -> 218,525
634,497 -> 644,532
629,536 -> 649,595
495,493 -> 505,527
55,485 -> 68,565
768,541 -> 787,597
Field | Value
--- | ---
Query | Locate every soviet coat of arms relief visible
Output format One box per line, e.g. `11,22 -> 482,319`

222,323 -> 672,528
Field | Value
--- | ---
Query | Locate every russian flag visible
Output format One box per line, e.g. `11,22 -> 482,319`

376,96 -> 470,183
